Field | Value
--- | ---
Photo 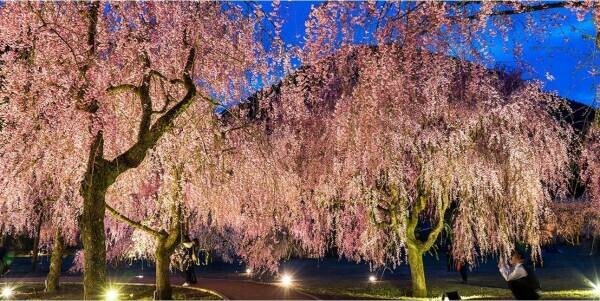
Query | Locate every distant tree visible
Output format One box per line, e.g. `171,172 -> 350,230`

0,171 -> 79,292
581,116 -> 600,206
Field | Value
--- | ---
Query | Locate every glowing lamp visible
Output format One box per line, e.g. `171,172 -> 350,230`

135,275 -> 144,279
246,268 -> 252,274
1,287 -> 14,299
104,288 -> 120,301
368,275 -> 377,283
280,274 -> 293,287
592,283 -> 600,295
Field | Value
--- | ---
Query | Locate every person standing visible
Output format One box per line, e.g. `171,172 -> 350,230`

181,238 -> 198,286
457,262 -> 469,283
498,250 -> 541,300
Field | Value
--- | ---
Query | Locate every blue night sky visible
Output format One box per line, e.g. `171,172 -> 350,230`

257,1 -> 598,108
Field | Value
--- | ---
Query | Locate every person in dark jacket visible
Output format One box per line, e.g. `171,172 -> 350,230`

499,250 -> 541,300
181,238 -> 198,286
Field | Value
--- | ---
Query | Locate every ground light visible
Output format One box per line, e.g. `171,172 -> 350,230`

0,286 -> 14,299
246,268 -> 252,274
584,277 -> 600,296
592,282 -> 600,295
104,287 -> 120,301
280,274 -> 293,287
368,275 -> 377,283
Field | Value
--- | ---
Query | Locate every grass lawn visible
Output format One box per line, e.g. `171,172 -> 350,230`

0,282 -> 222,300
299,280 -> 598,300
291,246 -> 600,300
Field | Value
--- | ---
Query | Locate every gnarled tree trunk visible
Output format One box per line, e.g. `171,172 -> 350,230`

79,44 -> 196,298
45,229 -> 64,293
154,169 -> 184,300
81,188 -> 108,299
81,134 -> 112,299
403,194 -> 450,298
105,166 -> 184,300
407,243 -> 427,298
155,237 -> 175,300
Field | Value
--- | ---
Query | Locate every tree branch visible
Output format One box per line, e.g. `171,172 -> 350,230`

138,74 -> 153,140
164,166 -> 184,252
106,84 -> 139,95
108,48 -> 198,175
80,132 -> 108,197
105,203 -> 163,238
28,3 -> 79,64
75,1 -> 100,114
465,1 -> 581,19
420,194 -> 449,252
406,194 -> 426,246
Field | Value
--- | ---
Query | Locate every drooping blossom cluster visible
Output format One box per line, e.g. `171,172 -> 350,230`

0,1 -> 267,275
581,121 -> 600,205
287,0 -> 593,270
237,43 -> 573,270
553,118 -> 600,240
0,1 -> 596,280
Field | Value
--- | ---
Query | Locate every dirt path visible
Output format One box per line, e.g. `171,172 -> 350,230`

194,278 -> 316,300
0,276 -> 317,300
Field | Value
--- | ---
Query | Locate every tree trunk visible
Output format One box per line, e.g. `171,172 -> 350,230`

407,244 -> 427,298
81,184 -> 108,299
31,216 -> 42,272
45,229 -> 64,293
155,238 -> 174,300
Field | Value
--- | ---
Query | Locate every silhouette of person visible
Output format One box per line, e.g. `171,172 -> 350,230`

181,237 -> 198,286
499,250 -> 541,300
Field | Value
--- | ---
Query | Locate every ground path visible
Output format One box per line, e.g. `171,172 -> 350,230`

0,276 -> 317,300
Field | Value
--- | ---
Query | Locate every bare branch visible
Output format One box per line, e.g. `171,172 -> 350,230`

464,1 -> 582,19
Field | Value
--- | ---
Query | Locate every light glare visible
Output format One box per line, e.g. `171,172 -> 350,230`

368,275 -> 377,282
246,268 -> 252,274
280,274 -> 293,287
1,287 -> 13,299
104,288 -> 119,301
592,283 -> 600,295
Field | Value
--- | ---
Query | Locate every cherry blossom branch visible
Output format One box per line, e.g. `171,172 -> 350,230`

75,1 -> 100,114
105,203 -> 163,238
109,47 -> 198,175
27,3 -> 79,64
